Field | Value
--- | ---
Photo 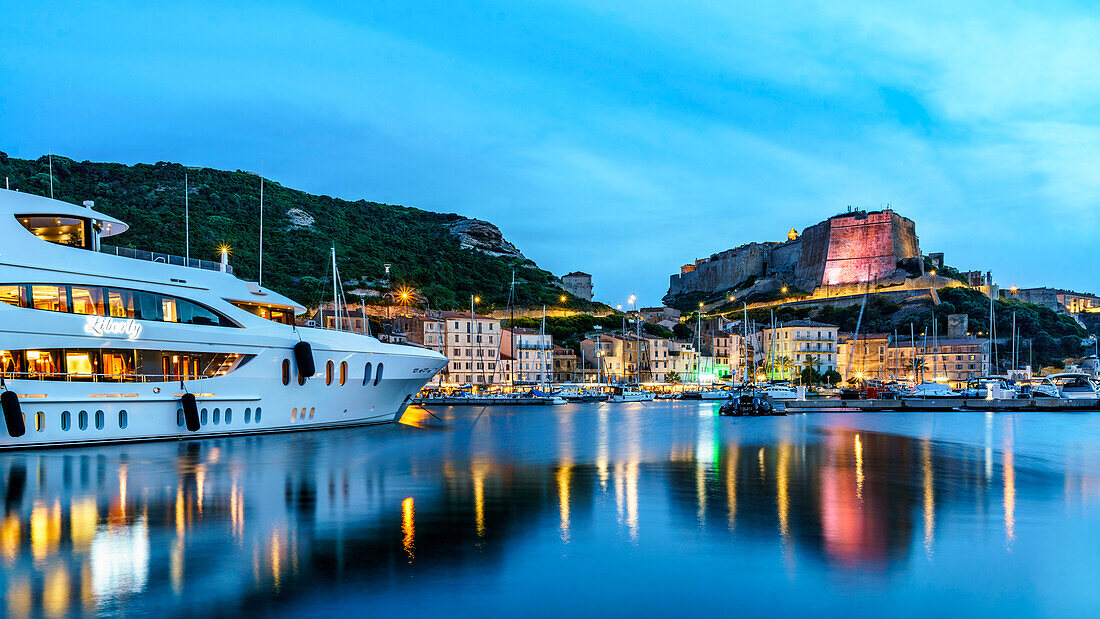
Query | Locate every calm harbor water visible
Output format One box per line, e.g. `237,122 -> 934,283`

3,402 -> 1100,617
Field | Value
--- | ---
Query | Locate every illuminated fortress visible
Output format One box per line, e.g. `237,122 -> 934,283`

664,209 -> 924,306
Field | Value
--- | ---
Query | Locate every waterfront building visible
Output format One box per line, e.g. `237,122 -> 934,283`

884,337 -> 990,387
560,271 -> 594,301
668,340 -> 699,383
836,333 -> 892,381
552,346 -> 577,383
1008,287 -> 1100,316
756,319 -> 838,379
501,328 -> 553,385
439,311 -> 501,386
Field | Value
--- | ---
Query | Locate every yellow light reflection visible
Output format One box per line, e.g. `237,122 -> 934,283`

171,538 -> 184,595
758,447 -> 766,485
70,498 -> 97,553
31,500 -> 62,563
6,577 -> 31,619
270,531 -> 282,592
472,460 -> 487,538
558,465 -> 573,543
42,563 -> 71,618
402,497 -> 415,562
696,461 -> 707,527
854,434 -> 864,503
1,516 -> 21,564
626,460 -> 640,542
922,438 -> 935,558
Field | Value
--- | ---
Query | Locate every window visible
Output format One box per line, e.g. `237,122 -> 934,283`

340,361 -> 347,386
35,411 -> 44,432
78,410 -> 88,431
374,363 -> 383,386
32,285 -> 68,312
213,408 -> 220,425
245,407 -> 252,423
0,284 -> 26,307
17,214 -> 90,247
255,407 -> 262,423
326,360 -> 334,385
364,362 -> 373,386
61,411 -> 70,431
94,410 -> 104,430
118,410 -> 128,429
291,408 -> 297,422
200,408 -> 208,425
282,359 -> 291,385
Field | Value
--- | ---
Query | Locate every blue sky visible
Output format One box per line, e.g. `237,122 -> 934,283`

3,0 -> 1099,306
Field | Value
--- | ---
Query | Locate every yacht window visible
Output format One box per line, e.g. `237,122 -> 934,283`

102,351 -> 135,380
17,214 -> 90,248
161,297 -> 179,322
227,300 -> 298,325
363,362 -> 372,385
25,350 -> 61,377
65,351 -> 97,377
32,285 -> 69,312
70,286 -> 105,315
340,361 -> 347,386
107,289 -> 135,318
0,350 -> 18,377
94,410 -> 104,430
282,359 -> 291,385
326,360 -> 334,386
374,363 -> 383,386
119,410 -> 128,429
0,285 -> 26,308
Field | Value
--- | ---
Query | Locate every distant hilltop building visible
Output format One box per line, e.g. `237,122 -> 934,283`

665,209 -> 924,306
560,271 -> 594,301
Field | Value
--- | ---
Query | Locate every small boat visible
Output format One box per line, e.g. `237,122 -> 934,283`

719,393 -> 784,416
681,388 -> 730,400
609,386 -> 655,403
1016,378 -> 1061,399
1048,373 -> 1100,400
757,384 -> 800,400
556,386 -> 608,403
908,381 -> 962,398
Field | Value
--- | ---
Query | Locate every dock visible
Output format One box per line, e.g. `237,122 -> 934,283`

784,398 -> 1100,412
414,396 -> 562,406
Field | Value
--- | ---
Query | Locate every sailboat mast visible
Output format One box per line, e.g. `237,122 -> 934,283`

259,169 -> 264,287
541,305 -> 547,390
331,245 -> 339,331
910,323 -> 916,380
184,172 -> 190,262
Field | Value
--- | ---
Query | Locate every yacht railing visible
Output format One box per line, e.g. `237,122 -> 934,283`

1,371 -> 216,383
100,245 -> 233,275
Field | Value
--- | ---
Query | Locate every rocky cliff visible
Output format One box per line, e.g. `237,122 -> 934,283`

448,219 -> 525,259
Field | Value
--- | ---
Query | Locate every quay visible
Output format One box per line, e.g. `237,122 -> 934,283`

414,396 -> 562,406
785,398 -> 1100,412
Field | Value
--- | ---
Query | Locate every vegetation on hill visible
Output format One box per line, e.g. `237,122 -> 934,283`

0,153 -> 601,311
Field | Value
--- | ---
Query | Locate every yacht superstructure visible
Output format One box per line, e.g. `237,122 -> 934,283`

0,189 -> 446,449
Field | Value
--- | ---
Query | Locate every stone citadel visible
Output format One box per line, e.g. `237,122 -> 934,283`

664,209 -> 925,307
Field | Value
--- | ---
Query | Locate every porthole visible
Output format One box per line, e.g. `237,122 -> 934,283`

326,360 -> 334,386
298,371 -> 306,386
374,363 -> 383,386
35,412 -> 44,432
255,407 -> 262,423
224,408 -> 232,425
78,410 -> 88,431
244,408 -> 252,423
177,409 -> 184,427
340,361 -> 347,386
363,362 -> 373,386
291,408 -> 297,422
119,410 -> 128,429
282,359 -> 291,386
309,407 -> 315,420
61,411 -> 70,431
212,408 -> 220,425
200,408 -> 208,426
94,410 -> 104,430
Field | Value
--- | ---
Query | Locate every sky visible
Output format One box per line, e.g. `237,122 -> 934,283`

2,0 -> 1099,307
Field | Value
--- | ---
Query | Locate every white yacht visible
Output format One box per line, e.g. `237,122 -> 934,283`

0,189 -> 447,449
1048,373 -> 1100,400
756,384 -> 800,400
609,386 -> 655,403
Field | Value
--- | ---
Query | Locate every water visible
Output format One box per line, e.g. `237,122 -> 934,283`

3,402 -> 1100,617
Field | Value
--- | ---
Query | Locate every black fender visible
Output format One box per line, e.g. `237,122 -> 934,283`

293,341 -> 316,378
2,391 -> 25,438
181,393 -> 201,432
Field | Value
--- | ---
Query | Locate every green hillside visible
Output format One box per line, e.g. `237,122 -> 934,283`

0,153 -> 594,311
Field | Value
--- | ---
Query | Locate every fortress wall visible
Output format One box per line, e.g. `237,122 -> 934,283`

766,240 -> 801,277
820,211 -> 898,286
795,220 -> 831,290
891,214 -> 921,261
666,243 -> 770,300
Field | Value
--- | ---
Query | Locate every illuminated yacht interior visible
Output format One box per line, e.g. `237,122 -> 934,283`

0,188 -> 446,448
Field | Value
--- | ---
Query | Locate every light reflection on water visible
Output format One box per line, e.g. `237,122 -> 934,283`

3,403 -> 1100,616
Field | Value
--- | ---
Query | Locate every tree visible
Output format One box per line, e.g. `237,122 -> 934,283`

673,323 -> 693,340
823,369 -> 842,386
667,371 -> 681,384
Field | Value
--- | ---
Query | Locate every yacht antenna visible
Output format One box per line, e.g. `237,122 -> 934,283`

48,150 -> 54,198
258,163 -> 265,287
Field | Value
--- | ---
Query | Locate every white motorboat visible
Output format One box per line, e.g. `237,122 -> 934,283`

681,388 -> 730,400
757,384 -> 799,400
907,382 -> 962,398
0,189 -> 447,449
1048,373 -> 1100,400
609,386 -> 654,402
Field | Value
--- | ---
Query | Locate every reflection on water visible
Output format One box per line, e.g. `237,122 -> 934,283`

2,404 -> 1100,616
